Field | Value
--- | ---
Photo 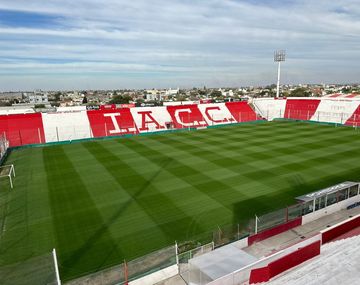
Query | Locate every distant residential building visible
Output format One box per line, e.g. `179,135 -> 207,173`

165,88 -> 179,96
219,89 -> 234,97
145,93 -> 158,101
28,91 -> 48,104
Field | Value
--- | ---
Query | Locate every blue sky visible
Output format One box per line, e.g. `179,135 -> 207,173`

0,0 -> 359,91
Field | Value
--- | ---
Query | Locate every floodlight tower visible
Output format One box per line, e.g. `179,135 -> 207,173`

274,50 -> 286,98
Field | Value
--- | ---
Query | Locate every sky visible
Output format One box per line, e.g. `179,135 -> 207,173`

0,0 -> 360,91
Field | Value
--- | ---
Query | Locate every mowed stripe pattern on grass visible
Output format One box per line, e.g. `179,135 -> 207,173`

0,121 -> 360,281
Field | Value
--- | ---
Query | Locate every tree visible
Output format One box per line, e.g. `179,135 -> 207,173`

109,95 -> 131,104
82,96 -> 88,104
288,87 -> 311,97
54,92 -> 61,101
135,98 -> 144,107
209,90 -> 222,98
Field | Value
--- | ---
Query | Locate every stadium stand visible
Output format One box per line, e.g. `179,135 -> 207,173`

166,104 -> 208,129
310,99 -> 359,124
284,99 -> 321,120
345,103 -> 360,127
197,103 -> 236,125
0,113 -> 45,146
253,97 -> 360,126
86,108 -> 138,137
42,112 -> 92,142
225,101 -> 258,122
0,102 -> 259,147
130,106 -> 172,132
2,99 -> 360,148
267,235 -> 360,285
252,98 -> 286,121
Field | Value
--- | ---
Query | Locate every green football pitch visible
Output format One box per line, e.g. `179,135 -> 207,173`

1,120 -> 360,281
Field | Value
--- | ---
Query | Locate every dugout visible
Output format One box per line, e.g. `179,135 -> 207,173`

188,243 -> 258,285
296,181 -> 360,215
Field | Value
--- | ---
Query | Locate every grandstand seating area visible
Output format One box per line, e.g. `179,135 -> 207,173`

267,235 -> 360,285
1,98 -> 360,148
254,97 -> 360,126
0,102 -> 259,147
284,99 -> 320,120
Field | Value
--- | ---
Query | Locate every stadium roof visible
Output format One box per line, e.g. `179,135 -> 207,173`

296,181 -> 359,202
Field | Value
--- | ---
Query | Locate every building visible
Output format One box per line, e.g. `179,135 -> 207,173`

28,90 -> 48,104
165,88 -> 179,96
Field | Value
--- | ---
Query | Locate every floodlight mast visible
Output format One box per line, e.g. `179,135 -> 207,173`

274,50 -> 286,98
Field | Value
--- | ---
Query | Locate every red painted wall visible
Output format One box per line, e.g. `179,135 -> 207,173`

248,218 -> 302,246
322,215 -> 360,244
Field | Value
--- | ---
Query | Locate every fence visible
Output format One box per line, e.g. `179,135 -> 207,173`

178,242 -> 215,283
262,109 -> 360,126
67,245 -> 176,285
0,198 -> 345,285
256,203 -> 303,234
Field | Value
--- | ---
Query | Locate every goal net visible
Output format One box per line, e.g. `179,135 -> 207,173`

0,132 -> 9,162
0,164 -> 15,189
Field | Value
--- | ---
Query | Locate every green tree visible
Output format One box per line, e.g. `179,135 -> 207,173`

54,92 -> 61,101
82,96 -> 88,104
288,87 -> 311,97
109,95 -> 131,104
209,90 -> 222,98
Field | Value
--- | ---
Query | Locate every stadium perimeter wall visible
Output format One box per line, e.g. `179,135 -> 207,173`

0,102 -> 260,147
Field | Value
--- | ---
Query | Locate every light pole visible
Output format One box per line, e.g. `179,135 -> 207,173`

274,50 -> 286,98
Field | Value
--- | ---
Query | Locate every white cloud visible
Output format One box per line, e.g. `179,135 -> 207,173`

0,0 -> 360,90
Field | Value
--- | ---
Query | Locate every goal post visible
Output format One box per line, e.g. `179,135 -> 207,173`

0,164 -> 15,189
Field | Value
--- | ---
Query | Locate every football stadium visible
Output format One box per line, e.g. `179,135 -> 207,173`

1,98 -> 360,285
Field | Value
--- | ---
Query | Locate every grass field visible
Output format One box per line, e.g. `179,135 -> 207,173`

1,120 -> 360,281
